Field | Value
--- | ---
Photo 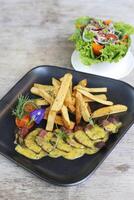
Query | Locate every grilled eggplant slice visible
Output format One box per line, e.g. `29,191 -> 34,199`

104,122 -> 122,133
85,147 -> 99,155
55,138 -> 73,153
85,125 -> 106,140
63,148 -> 85,160
74,130 -> 94,148
15,145 -> 46,159
25,128 -> 42,153
36,132 -> 54,153
48,149 -> 65,158
66,134 -> 85,149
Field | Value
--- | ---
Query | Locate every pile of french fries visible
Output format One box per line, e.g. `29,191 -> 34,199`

30,73 -> 127,131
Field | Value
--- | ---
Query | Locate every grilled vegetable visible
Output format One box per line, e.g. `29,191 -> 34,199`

74,130 -> 94,148
63,148 -> 85,160
36,132 -> 55,153
25,128 -> 42,153
66,134 -> 85,149
85,125 -> 107,140
15,145 -> 46,160
15,115 -> 34,129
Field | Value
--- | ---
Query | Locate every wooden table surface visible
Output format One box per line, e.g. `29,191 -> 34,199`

0,0 -> 134,200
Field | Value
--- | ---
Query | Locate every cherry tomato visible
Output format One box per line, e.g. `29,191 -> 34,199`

103,20 -> 112,25
23,101 -> 37,113
15,115 -> 34,129
122,34 -> 128,40
92,42 -> 104,56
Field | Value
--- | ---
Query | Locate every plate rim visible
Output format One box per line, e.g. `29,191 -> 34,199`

0,65 -> 134,186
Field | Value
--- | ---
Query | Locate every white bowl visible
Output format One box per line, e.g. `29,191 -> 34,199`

71,48 -> 134,79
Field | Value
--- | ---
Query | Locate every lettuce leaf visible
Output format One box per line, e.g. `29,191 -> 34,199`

100,44 -> 128,62
114,22 -> 134,35
75,16 -> 91,28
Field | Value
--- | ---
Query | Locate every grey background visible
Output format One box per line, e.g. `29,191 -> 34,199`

0,0 -> 134,200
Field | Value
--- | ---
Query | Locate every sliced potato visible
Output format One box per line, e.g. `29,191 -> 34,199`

31,87 -> 53,104
86,102 -> 91,114
34,83 -> 53,91
75,92 -> 82,124
78,92 -> 91,122
46,110 -> 56,131
61,105 -> 71,128
84,94 -> 107,102
51,73 -> 72,111
78,79 -> 87,87
52,78 -> 61,87
74,85 -> 107,93
52,78 -> 60,97
92,104 -> 128,118
44,112 -> 75,129
77,89 -> 113,106
34,98 -> 49,106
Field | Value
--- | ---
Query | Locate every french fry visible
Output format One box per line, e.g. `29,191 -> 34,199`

46,110 -> 56,131
52,78 -> 61,87
34,83 -> 53,91
92,104 -> 128,118
55,115 -> 75,129
51,73 -> 72,111
61,105 -> 71,128
85,102 -> 91,114
54,115 -> 64,125
67,104 -> 76,113
64,89 -> 72,105
75,92 -> 82,124
34,98 -> 49,106
84,94 -> 107,102
77,92 -> 91,122
72,97 -> 76,105
45,112 -> 75,129
64,89 -> 75,112
78,79 -> 87,87
31,87 -> 53,104
74,85 -> 107,93
77,89 -> 113,106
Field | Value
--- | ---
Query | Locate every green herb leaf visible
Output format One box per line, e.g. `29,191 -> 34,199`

12,95 -> 30,119
55,129 -> 68,141
88,117 -> 94,126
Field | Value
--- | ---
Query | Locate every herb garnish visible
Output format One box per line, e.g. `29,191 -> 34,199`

88,116 -> 95,126
54,129 -> 68,141
12,95 -> 29,119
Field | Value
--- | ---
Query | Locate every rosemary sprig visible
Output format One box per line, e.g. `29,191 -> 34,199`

54,129 -> 68,141
12,95 -> 29,119
88,116 -> 95,126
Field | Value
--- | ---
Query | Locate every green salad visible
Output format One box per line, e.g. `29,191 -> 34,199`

70,17 -> 134,65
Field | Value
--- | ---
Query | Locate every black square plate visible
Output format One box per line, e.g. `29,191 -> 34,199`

0,65 -> 134,186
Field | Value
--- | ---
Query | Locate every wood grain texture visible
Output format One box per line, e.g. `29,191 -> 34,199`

0,0 -> 134,199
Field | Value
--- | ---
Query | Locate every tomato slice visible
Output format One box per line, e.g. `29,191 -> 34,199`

15,115 -> 34,129
106,34 -> 118,40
